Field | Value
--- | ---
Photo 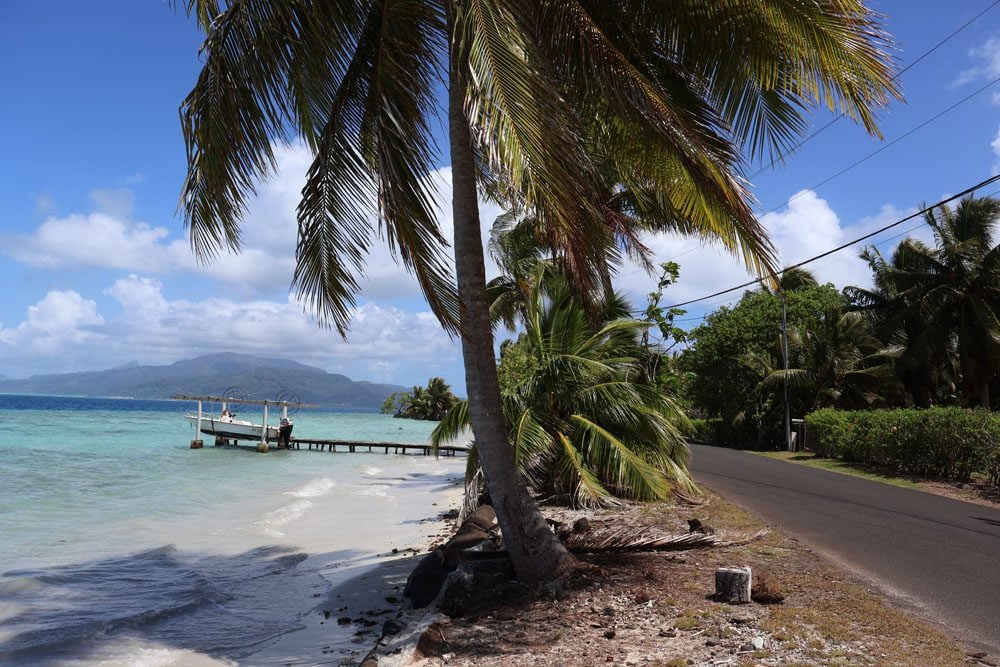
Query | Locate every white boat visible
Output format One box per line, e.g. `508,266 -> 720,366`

185,411 -> 279,440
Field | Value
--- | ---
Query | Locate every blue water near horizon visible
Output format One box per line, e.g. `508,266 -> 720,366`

0,394 -> 465,664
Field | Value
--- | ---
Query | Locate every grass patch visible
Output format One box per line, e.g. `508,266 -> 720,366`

752,450 -> 923,489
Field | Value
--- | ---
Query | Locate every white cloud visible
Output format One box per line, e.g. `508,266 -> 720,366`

992,125 -> 1000,175
0,290 -> 105,358
7,142 -> 503,307
613,192 -> 921,323
955,34 -> 1000,88
0,275 -> 464,388
6,212 -> 173,271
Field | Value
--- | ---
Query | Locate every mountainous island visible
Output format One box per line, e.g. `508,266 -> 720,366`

0,353 -> 406,409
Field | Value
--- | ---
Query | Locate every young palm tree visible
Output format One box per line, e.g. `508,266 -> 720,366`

176,0 -> 898,581
433,276 -> 694,505
758,310 -> 901,411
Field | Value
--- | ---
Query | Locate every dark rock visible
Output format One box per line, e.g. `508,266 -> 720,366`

323,610 -> 330,619
573,517 -> 591,533
404,548 -> 452,608
337,616 -> 352,625
381,618 -> 404,638
634,590 -> 651,604
687,518 -> 716,535
751,571 -> 785,604
385,595 -> 398,603
604,627 -> 616,639
705,637 -> 721,647
405,506 -> 506,608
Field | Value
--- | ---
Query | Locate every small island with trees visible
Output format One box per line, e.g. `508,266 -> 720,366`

381,377 -> 460,421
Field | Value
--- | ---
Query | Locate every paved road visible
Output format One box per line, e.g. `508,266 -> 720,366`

689,444 -> 1000,654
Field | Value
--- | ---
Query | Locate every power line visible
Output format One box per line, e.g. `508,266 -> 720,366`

746,0 -> 1000,179
662,173 -> 1000,310
756,73 -> 1000,218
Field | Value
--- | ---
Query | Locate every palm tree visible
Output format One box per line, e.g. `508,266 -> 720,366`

763,266 -> 820,294
425,377 -> 459,420
850,197 -> 1000,408
847,244 -> 958,406
433,276 -> 694,505
758,310 -> 901,411
176,0 -> 898,581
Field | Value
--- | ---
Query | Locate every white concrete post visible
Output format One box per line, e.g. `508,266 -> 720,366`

262,402 -> 269,443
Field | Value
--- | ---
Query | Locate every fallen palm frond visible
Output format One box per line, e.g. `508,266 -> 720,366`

564,521 -> 768,554
673,488 -> 707,506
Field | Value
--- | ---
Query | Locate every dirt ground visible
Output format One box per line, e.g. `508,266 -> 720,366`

406,492 -> 986,667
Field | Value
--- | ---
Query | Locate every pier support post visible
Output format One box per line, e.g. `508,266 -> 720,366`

256,442 -> 270,453
190,439 -> 204,449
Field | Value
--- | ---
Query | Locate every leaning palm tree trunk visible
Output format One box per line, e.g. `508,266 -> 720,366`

448,28 -> 571,583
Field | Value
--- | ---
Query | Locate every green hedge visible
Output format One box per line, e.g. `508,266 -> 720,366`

805,407 -> 1000,485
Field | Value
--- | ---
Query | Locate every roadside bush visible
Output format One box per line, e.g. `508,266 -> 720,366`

805,407 -> 1000,483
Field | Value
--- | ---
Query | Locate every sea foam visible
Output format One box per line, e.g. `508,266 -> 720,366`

285,477 -> 337,498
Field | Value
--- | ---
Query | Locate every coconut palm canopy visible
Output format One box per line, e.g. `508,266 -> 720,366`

177,0 -> 899,581
434,272 -> 697,506
848,196 -> 1000,407
176,0 -> 900,331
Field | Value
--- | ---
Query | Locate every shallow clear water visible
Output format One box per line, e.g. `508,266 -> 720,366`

0,395 -> 465,664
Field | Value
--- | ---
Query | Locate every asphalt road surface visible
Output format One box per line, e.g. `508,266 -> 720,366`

689,444 -> 1000,654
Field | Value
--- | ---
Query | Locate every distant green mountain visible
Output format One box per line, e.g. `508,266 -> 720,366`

0,353 -> 407,409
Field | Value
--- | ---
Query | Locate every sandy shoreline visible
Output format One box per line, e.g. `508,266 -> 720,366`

245,479 -> 464,666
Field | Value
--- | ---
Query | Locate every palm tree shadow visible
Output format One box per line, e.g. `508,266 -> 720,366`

0,543 -> 361,663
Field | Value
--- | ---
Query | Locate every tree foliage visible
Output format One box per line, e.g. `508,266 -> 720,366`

381,378 -> 460,420
848,196 -> 1000,408
434,276 -> 694,505
680,280 -> 846,441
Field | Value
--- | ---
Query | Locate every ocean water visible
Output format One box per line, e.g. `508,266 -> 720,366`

0,395 -> 466,665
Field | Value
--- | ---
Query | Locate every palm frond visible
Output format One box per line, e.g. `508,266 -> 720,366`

564,520 -> 769,554
430,399 -> 471,449
296,0 -> 457,334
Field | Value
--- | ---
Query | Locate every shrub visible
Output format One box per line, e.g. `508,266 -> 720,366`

804,407 -> 1000,484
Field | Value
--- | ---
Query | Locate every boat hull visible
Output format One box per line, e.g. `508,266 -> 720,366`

185,415 -> 279,440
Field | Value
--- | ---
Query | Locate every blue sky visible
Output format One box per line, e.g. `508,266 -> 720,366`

2,1 -> 1000,393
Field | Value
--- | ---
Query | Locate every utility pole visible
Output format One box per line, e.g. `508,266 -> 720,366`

781,295 -> 792,451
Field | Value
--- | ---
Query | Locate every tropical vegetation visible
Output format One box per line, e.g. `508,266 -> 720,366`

176,0 -> 899,581
381,378 -> 460,420
433,273 -> 695,506
805,407 -> 1000,486
683,195 -> 1000,457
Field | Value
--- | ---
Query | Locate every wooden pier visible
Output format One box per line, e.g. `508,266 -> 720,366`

288,437 -> 466,456
203,432 -> 467,456
175,392 -> 466,456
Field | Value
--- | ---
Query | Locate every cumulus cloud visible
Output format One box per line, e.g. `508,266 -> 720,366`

0,275 -> 463,387
613,191 -> 919,323
954,34 -> 1000,87
6,212 -> 173,271
6,142 -> 503,306
0,290 -> 105,358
